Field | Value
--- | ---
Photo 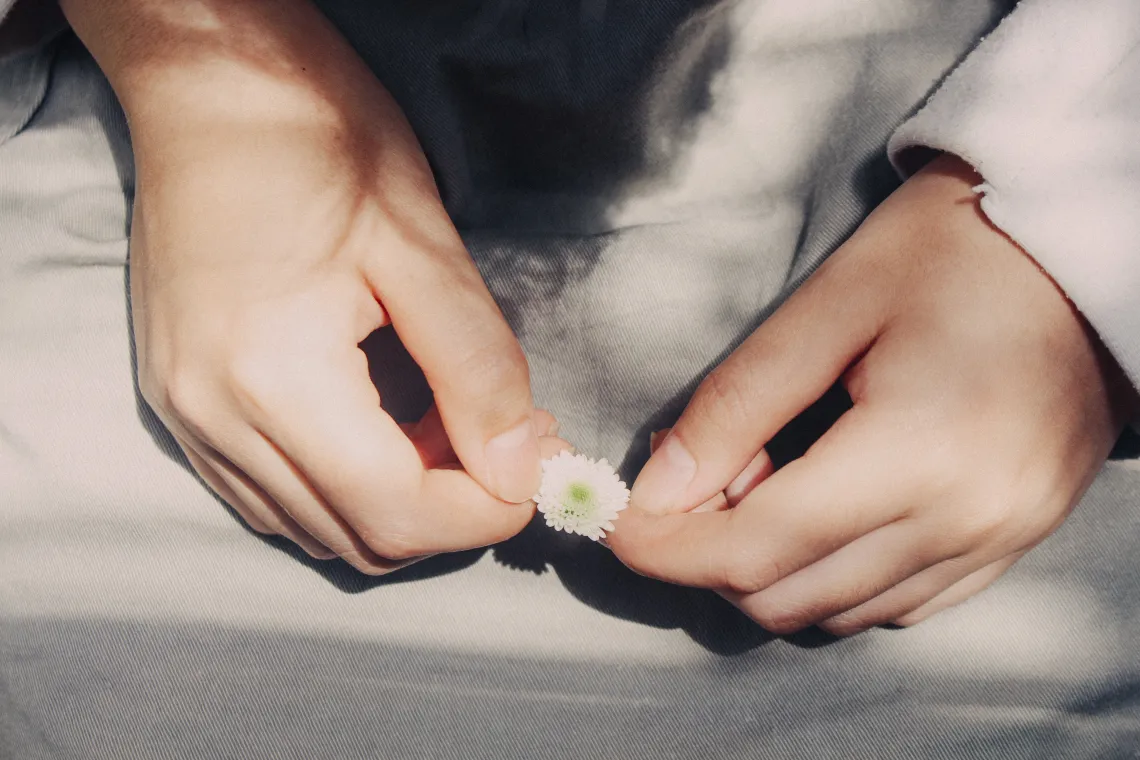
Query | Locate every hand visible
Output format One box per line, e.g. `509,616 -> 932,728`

64,0 -> 564,572
609,154 -> 1137,634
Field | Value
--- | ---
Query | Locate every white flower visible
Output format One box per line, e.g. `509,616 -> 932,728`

533,450 -> 630,541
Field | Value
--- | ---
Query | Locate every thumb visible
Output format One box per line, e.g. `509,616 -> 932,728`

632,263 -> 881,514
365,225 -> 541,504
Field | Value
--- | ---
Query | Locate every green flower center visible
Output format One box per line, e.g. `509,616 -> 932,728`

560,481 -> 597,520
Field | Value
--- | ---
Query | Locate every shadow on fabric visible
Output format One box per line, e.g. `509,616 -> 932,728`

98,1 -> 1041,657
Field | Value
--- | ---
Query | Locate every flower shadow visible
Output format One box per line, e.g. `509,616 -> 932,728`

492,517 -> 780,656
297,317 -> 849,654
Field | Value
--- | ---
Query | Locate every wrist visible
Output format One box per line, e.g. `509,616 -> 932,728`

61,0 -> 437,198
918,153 -> 1140,435
59,0 -> 382,139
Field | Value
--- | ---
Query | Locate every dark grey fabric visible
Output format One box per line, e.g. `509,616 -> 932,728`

2,4 -> 1138,758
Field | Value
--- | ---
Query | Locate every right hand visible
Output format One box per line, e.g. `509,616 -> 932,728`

67,0 -> 566,573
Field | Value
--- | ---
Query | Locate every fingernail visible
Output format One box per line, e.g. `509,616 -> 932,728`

532,409 -> 560,437
485,419 -> 542,504
633,433 -> 696,515
724,450 -> 773,506
302,543 -> 337,561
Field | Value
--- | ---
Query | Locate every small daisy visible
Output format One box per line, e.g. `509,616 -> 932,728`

533,450 -> 630,541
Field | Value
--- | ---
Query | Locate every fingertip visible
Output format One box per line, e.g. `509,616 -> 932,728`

484,418 -> 543,503
244,516 -> 277,536
533,408 -> 560,437
631,432 -> 697,515
603,504 -> 665,558
609,507 -> 740,591
890,610 -> 929,628
391,467 -> 539,553
724,449 -> 775,507
304,546 -> 338,561
818,613 -> 872,638
484,486 -> 539,542
605,512 -> 666,578
537,435 -> 575,459
639,427 -> 731,515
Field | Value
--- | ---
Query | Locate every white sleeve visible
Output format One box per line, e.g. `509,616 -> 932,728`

888,0 -> 1140,392
0,1 -> 17,25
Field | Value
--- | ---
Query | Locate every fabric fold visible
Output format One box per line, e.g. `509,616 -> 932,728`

0,34 -> 58,148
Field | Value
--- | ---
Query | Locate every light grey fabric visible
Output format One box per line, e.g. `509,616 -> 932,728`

2,3 -> 1140,758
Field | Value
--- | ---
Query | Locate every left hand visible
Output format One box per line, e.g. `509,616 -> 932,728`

608,155 -> 1137,635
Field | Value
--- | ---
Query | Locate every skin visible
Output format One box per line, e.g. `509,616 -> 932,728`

42,3 -> 1137,627
610,154 -> 1138,635
59,0 -> 571,573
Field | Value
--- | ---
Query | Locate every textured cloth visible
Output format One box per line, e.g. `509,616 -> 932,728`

3,2 -> 1140,758
890,0 -> 1140,391
0,29 -> 53,144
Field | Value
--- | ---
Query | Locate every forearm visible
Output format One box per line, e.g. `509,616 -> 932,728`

58,0 -> 429,184
65,0 -> 414,159
62,0 -> 354,111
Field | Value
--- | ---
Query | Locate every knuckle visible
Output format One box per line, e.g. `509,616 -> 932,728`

891,609 -> 930,628
1019,502 -> 1064,545
722,547 -> 782,595
342,550 -> 400,576
161,369 -> 215,433
694,366 -> 754,428
454,339 -> 530,395
359,521 -> 422,562
225,350 -> 285,415
746,595 -> 811,635
818,615 -> 869,638
1010,468 -> 1068,538
136,368 -> 164,410
910,437 -> 968,505
916,440 -> 1060,552
916,476 -> 1023,554
230,506 -> 273,535
953,499 -> 1017,547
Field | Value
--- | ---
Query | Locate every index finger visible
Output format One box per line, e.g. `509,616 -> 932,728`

238,342 -> 536,559
364,225 -> 542,504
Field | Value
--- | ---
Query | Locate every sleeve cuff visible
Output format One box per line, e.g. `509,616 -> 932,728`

887,0 -> 1140,410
